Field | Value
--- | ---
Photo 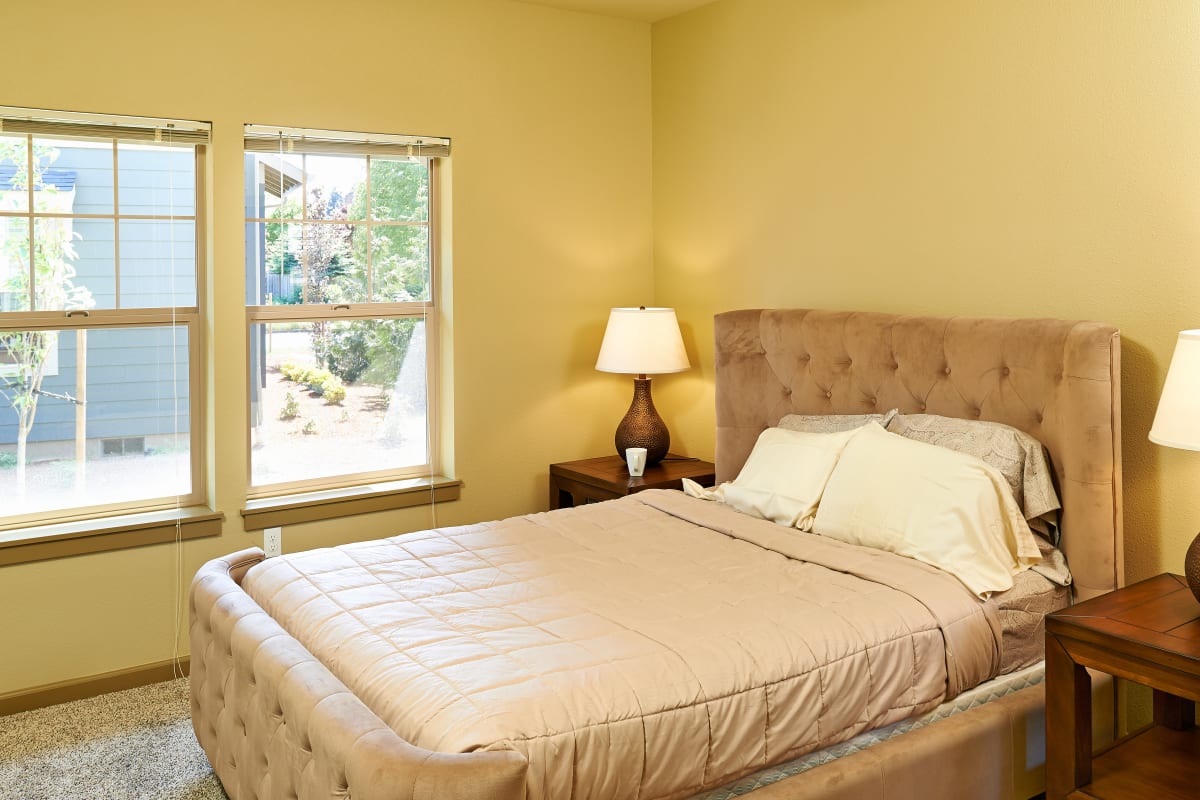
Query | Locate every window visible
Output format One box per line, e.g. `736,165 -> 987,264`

0,107 -> 208,527
244,125 -> 449,494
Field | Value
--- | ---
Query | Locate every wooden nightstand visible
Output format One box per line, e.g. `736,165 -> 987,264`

548,455 -> 716,509
1045,574 -> 1200,800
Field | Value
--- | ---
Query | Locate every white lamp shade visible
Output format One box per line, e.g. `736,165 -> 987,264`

595,307 -> 690,375
1150,330 -> 1200,450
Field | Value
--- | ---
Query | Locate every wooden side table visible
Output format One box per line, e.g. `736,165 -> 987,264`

548,455 -> 716,509
1045,573 -> 1200,799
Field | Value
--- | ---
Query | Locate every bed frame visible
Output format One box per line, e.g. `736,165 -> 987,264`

190,308 -> 1123,800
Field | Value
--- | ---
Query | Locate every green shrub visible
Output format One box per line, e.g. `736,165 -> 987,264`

0,452 -> 17,469
321,381 -> 346,404
279,362 -> 304,382
318,324 -> 370,383
320,318 -> 415,387
279,392 -> 300,421
302,420 -> 318,435
279,362 -> 345,403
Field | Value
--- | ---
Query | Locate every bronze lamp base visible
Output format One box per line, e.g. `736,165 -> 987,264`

1187,532 -> 1200,603
614,377 -> 670,467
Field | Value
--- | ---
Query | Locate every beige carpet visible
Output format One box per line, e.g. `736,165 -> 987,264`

0,678 -> 226,800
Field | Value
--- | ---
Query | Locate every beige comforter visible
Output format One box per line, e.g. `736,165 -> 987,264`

242,490 -> 1002,800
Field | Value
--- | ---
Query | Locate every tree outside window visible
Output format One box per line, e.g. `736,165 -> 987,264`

0,140 -> 94,492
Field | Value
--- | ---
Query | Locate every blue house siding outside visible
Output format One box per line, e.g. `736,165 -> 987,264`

0,143 -> 193,453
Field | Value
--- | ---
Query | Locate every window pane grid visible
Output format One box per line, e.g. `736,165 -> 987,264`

246,216 -> 427,304
0,318 -> 201,521
1,117 -> 205,526
246,152 -> 430,306
0,134 -> 197,311
245,133 -> 438,493
257,155 -> 429,221
246,315 -> 431,488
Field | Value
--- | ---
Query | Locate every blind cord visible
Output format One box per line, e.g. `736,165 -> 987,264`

169,127 -> 187,682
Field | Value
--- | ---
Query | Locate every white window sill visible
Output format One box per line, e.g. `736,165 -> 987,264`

0,506 -> 224,566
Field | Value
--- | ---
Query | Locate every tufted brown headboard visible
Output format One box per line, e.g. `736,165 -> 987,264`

714,309 -> 1123,600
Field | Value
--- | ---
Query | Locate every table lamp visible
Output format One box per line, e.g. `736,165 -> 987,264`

595,307 -> 690,467
1149,329 -> 1200,602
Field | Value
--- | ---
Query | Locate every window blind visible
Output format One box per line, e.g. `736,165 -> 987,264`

244,124 -> 450,157
0,106 -> 211,144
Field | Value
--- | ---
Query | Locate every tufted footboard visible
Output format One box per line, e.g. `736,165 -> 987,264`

189,548 -> 528,800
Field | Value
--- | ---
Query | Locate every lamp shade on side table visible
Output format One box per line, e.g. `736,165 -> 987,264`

595,307 -> 690,466
1150,329 -> 1200,603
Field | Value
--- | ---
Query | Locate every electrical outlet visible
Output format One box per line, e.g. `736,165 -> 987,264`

264,527 -> 282,558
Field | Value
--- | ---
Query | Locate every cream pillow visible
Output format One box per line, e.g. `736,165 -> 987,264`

886,413 -> 1061,541
812,422 -> 1041,598
683,426 -> 863,530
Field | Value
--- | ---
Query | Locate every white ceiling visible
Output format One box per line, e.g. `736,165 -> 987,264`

512,0 -> 715,23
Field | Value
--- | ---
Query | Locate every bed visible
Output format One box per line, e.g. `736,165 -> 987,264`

190,308 -> 1123,800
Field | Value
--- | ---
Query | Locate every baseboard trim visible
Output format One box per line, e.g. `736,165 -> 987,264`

0,657 -> 190,717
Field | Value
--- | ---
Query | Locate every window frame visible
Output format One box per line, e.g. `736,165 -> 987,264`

0,110 -> 208,531
243,129 -> 446,498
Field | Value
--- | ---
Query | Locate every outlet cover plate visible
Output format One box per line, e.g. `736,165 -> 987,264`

264,527 -> 282,558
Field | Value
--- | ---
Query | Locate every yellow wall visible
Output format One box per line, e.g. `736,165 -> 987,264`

653,0 -> 1200,589
0,0 -> 653,696
5,0 -> 1198,702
